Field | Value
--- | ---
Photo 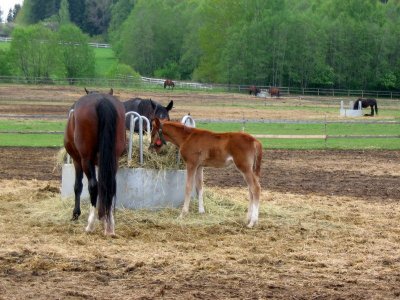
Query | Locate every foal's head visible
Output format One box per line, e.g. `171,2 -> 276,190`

149,118 -> 167,153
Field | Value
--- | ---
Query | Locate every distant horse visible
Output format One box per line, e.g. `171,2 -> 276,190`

268,87 -> 280,98
85,88 -> 113,95
164,80 -> 175,89
150,119 -> 262,228
123,98 -> 173,131
353,98 -> 378,116
64,93 -> 126,236
248,85 -> 261,96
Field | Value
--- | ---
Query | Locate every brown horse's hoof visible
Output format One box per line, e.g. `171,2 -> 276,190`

71,213 -> 80,221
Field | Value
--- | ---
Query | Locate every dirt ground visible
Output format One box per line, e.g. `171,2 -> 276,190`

0,85 -> 400,299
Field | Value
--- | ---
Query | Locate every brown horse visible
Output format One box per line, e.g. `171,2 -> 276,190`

248,85 -> 261,96
268,87 -> 280,97
150,119 -> 262,228
164,79 -> 175,89
64,93 -> 126,236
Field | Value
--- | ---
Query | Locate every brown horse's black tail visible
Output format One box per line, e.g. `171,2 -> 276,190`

375,103 -> 378,115
96,98 -> 118,221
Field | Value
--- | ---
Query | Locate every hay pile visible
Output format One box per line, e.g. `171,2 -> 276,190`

120,135 -> 186,170
56,135 -> 186,171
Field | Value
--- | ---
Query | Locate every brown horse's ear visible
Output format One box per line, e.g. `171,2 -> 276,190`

150,99 -> 157,110
166,100 -> 173,111
109,88 -> 113,95
85,88 -> 89,94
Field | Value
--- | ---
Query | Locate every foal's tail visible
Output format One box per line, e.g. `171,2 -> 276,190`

374,103 -> 378,115
253,140 -> 263,178
96,98 -> 118,221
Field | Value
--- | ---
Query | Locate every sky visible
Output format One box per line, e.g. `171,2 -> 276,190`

1,0 -> 23,19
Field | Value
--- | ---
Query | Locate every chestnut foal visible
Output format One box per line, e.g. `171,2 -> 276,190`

150,119 -> 262,227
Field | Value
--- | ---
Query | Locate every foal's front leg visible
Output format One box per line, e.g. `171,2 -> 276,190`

195,166 -> 205,214
180,164 -> 197,218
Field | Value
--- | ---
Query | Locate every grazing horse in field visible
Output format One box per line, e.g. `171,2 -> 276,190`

353,98 -> 378,116
150,119 -> 262,228
85,88 -> 113,95
64,93 -> 126,236
164,79 -> 175,89
123,98 -> 173,131
268,87 -> 280,98
249,85 -> 261,96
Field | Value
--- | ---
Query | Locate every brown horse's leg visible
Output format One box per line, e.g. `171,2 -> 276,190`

83,160 -> 98,233
195,166 -> 205,214
72,160 -> 83,220
180,163 -> 197,218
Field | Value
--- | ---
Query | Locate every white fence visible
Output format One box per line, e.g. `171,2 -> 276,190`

0,37 -> 110,48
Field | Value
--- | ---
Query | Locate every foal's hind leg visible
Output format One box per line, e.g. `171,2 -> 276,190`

72,161 -> 83,220
83,161 -> 98,233
237,165 -> 261,228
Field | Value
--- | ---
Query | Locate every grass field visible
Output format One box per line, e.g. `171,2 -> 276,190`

1,119 -> 399,149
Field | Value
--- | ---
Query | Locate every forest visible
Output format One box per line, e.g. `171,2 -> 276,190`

0,0 -> 400,90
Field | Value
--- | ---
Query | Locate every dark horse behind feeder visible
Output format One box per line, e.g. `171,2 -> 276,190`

164,79 -> 175,89
123,98 -> 173,132
64,92 -> 126,236
268,87 -> 280,98
249,85 -> 261,96
353,98 -> 378,116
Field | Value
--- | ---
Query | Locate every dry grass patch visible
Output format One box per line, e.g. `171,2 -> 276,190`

0,180 -> 400,299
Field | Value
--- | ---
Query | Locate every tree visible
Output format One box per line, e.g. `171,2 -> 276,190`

9,24 -> 61,81
83,0 -> 113,36
0,49 -> 12,76
7,9 -> 13,23
58,24 -> 95,83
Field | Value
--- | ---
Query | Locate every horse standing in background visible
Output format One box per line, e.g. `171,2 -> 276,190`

123,98 -> 173,132
150,118 -> 262,228
248,85 -> 261,96
268,87 -> 280,98
64,92 -> 126,236
353,98 -> 378,116
164,79 -> 175,89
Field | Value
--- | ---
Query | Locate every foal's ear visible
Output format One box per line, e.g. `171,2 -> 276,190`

166,100 -> 173,111
109,88 -> 113,95
84,88 -> 89,94
152,118 -> 161,129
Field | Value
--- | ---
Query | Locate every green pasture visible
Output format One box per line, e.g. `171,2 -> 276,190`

0,119 -> 399,149
94,48 -> 117,77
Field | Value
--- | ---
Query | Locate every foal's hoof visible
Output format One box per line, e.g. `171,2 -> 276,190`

71,213 -> 80,221
247,221 -> 258,228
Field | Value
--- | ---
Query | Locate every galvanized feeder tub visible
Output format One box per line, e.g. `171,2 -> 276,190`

61,114 -> 195,210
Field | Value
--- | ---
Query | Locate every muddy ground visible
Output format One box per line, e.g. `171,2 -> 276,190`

0,146 -> 399,201
0,85 -> 400,299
